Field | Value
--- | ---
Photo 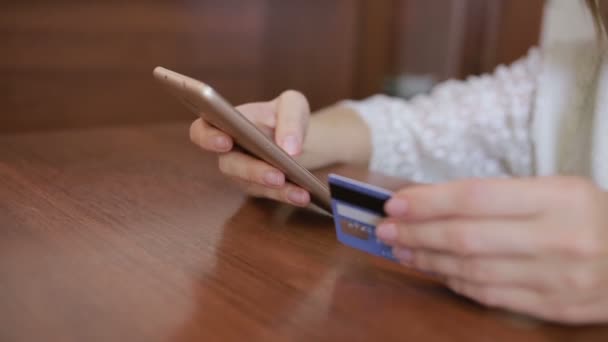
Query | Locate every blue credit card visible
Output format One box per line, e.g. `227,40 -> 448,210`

328,173 -> 398,262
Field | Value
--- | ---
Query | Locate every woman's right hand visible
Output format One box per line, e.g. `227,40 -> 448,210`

189,90 -> 314,207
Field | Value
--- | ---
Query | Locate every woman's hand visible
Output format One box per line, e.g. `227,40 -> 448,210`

190,90 -> 313,206
189,90 -> 371,207
376,177 -> 608,324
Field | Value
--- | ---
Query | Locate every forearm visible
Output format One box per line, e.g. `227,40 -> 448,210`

298,104 -> 371,170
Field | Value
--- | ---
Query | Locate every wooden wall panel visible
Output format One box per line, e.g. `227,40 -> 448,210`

482,0 -> 546,72
395,1 -> 468,81
1,0 -> 268,132
0,0 -> 544,132
393,0 -> 544,83
261,0 -> 359,108
353,0 -> 398,99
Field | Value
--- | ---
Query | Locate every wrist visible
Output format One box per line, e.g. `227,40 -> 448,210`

300,104 -> 371,169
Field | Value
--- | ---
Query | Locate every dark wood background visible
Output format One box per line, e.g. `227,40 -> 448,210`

1,0 -> 544,132
393,0 -> 545,80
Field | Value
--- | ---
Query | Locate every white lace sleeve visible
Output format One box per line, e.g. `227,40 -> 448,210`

342,49 -> 541,183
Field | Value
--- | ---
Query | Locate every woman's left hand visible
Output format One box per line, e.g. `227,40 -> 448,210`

376,176 -> 608,325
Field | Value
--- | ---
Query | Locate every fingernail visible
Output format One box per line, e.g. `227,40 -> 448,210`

214,136 -> 230,150
287,189 -> 309,205
385,197 -> 408,216
263,171 -> 284,186
376,223 -> 398,242
282,135 -> 300,156
392,247 -> 413,263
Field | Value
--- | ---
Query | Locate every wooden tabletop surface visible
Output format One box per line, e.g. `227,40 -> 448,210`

1,122 -> 607,341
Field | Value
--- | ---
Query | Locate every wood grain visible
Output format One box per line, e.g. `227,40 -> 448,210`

1,0 -> 363,132
1,0 -> 268,132
1,122 -> 607,341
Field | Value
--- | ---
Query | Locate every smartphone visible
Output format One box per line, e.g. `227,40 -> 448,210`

153,66 -> 332,213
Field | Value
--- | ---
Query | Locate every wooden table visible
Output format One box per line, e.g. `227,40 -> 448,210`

1,122 -> 607,341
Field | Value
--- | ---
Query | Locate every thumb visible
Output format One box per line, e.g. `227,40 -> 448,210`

274,90 -> 310,156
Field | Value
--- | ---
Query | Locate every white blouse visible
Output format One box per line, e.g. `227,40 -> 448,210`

345,41 -> 608,190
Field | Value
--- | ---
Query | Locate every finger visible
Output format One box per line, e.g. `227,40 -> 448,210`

219,151 -> 285,187
396,249 -> 549,290
234,179 -> 311,207
384,178 -> 550,220
274,90 -> 310,156
189,118 -> 233,152
236,101 -> 278,128
446,279 -> 549,321
378,218 -> 544,256
566,297 -> 608,325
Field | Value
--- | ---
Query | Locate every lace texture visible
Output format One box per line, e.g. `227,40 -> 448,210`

344,49 -> 542,183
